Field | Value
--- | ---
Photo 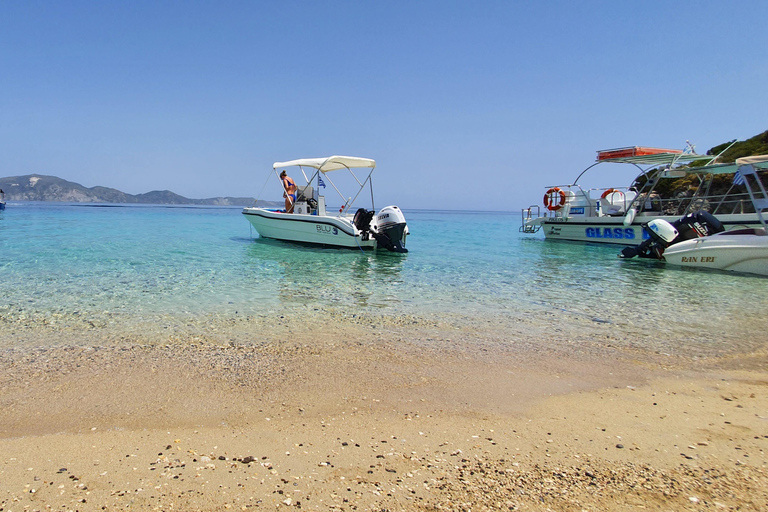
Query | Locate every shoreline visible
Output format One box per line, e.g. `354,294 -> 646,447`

2,329 -> 767,510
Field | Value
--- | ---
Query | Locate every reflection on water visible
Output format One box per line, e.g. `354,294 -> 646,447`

244,238 -> 406,308
517,236 -> 768,354
0,204 -> 766,357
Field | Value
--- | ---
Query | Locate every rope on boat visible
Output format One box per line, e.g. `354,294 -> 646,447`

354,233 -> 366,254
252,169 -> 275,206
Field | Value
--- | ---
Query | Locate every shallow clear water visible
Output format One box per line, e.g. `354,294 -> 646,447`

1,203 -> 766,355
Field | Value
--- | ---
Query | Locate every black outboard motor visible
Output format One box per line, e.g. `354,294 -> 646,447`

353,208 -> 377,241
620,211 -> 725,259
353,206 -> 409,253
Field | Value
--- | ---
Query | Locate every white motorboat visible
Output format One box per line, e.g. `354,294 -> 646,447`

620,155 -> 768,276
521,142 -> 763,245
242,156 -> 409,252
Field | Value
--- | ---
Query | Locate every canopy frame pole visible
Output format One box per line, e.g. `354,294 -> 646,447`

342,168 -> 375,215
319,171 -> 348,210
298,165 -> 310,185
369,175 -> 375,212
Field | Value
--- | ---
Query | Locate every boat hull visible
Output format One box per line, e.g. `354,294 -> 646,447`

662,233 -> 768,276
537,213 -> 763,246
242,208 -> 377,249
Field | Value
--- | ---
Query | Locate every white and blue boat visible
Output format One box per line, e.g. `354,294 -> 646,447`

522,143 -> 764,245
243,156 -> 408,252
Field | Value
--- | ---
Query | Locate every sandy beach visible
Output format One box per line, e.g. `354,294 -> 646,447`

1,318 -> 767,511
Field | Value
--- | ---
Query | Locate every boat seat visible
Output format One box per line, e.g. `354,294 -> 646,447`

297,185 -> 314,202
599,190 -> 637,215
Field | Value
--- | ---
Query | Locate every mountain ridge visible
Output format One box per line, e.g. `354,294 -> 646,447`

0,174 -> 278,207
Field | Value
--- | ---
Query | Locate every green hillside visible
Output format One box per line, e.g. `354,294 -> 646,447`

633,129 -> 767,199
708,130 -> 768,162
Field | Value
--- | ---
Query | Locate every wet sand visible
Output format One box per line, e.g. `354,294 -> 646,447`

1,319 -> 767,511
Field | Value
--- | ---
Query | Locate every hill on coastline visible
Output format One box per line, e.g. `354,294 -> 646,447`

0,174 -> 278,207
708,130 -> 768,162
630,129 -> 768,199
3,131 -> 764,207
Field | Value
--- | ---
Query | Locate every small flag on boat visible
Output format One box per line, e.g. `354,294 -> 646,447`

733,170 -> 745,186
318,175 -> 326,188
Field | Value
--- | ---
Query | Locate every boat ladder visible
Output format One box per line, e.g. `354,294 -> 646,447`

520,205 -> 542,233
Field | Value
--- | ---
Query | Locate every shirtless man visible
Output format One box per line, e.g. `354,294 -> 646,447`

280,170 -> 297,213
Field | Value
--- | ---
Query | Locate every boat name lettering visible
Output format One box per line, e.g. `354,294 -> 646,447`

585,227 -> 636,240
681,256 -> 715,263
316,225 -> 339,235
570,207 -> 585,215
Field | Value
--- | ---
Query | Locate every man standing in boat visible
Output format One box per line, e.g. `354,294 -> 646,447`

280,170 -> 297,213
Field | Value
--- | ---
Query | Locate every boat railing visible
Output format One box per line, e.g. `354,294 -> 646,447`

520,205 -> 541,233
648,191 -> 756,217
526,185 -> 757,223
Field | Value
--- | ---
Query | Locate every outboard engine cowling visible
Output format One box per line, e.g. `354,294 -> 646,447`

646,219 -> 679,244
372,205 -> 409,253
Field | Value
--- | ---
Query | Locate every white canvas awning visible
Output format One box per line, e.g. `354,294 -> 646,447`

678,155 -> 768,175
736,155 -> 768,168
273,156 -> 376,173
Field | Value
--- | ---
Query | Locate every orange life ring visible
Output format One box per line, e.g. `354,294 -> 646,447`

600,188 -> 624,199
543,187 -> 567,211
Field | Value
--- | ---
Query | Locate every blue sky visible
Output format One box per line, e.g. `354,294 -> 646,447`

1,1 -> 766,211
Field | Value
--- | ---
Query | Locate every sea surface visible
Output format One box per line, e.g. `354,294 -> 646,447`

1,202 -> 767,357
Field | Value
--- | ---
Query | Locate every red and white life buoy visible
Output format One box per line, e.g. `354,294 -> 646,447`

543,187 -> 567,211
600,188 -> 624,199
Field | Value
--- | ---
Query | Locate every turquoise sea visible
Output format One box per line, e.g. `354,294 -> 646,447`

1,203 -> 767,358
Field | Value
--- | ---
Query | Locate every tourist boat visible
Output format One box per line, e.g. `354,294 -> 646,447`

0,188 -> 5,210
242,156 -> 408,252
521,142 -> 763,245
619,155 -> 768,276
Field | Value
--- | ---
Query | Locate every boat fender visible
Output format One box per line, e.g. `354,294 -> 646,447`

623,208 -> 636,226
543,188 -> 566,211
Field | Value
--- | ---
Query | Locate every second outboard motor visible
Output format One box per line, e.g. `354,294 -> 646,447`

353,208 -> 376,240
674,210 -> 725,240
620,211 -> 725,259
